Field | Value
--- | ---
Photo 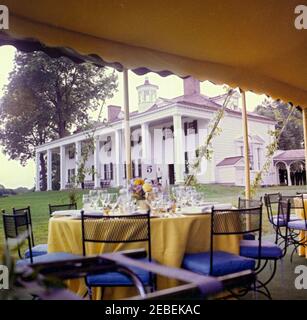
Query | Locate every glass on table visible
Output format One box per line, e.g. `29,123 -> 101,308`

82,194 -> 92,211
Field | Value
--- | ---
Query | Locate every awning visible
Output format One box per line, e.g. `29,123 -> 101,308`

1,0 -> 306,108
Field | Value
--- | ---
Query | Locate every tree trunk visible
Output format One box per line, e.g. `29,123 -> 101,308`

40,153 -> 47,191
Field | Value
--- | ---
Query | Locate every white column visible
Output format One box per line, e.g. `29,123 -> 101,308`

60,145 -> 66,190
115,130 -> 122,186
173,114 -> 185,184
75,141 -> 82,187
286,164 -> 292,186
46,149 -> 52,191
35,151 -> 41,191
141,123 -> 151,165
94,138 -> 100,188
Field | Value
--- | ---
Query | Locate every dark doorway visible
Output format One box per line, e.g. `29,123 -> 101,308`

168,164 -> 175,185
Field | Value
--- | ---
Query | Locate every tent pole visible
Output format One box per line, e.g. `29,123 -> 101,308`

123,68 -> 132,184
240,90 -> 251,200
302,108 -> 307,185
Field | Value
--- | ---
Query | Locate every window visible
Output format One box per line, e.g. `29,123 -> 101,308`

240,146 -> 244,156
163,126 -> 174,140
184,121 -> 198,135
184,152 -> 189,174
67,169 -> 75,183
249,147 -> 254,170
103,163 -> 113,180
68,147 -> 75,159
257,148 -> 262,170
92,165 -> 95,181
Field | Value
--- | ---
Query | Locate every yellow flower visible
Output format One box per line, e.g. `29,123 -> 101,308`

142,183 -> 152,193
134,178 -> 145,186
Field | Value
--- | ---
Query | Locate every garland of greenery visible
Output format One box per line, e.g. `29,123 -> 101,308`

185,88 -> 235,186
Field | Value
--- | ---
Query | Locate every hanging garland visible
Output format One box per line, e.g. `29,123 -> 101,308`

250,103 -> 296,197
185,88 -> 235,186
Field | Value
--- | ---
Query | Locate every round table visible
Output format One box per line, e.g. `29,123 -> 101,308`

48,214 -> 240,299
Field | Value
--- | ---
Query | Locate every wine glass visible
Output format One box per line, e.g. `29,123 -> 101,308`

82,195 -> 91,211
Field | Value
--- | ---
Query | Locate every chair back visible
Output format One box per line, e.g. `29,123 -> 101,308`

238,197 -> 262,209
281,194 -> 306,221
13,206 -> 35,247
264,193 -> 281,226
81,212 -> 152,262
2,211 -> 33,262
210,205 -> 263,275
49,203 -> 77,216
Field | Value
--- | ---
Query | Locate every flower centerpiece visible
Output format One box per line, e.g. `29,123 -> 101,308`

129,178 -> 154,211
130,178 -> 153,200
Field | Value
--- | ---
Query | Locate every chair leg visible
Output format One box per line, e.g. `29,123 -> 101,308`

87,286 -> 93,300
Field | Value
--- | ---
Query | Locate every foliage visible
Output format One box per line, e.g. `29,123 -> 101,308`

254,100 -> 303,150
185,88 -> 235,185
0,51 -> 118,189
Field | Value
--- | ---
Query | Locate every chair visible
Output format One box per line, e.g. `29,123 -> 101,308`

283,195 -> 307,262
2,211 -> 80,265
238,197 -> 263,240
239,202 -> 284,299
81,211 -> 155,299
182,207 -> 257,297
48,203 -> 77,216
12,206 -> 48,258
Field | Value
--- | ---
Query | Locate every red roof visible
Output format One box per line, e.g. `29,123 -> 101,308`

216,156 -> 243,167
273,149 -> 305,162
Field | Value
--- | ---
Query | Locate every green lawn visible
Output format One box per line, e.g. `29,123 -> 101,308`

0,184 -> 306,251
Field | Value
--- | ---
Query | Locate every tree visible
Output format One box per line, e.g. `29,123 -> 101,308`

254,99 -> 303,150
0,51 -> 118,190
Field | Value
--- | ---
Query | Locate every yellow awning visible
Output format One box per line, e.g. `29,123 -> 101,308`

1,0 -> 307,107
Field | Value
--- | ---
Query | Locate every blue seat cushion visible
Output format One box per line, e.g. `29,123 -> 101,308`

240,240 -> 282,259
86,258 -> 153,287
25,244 -> 48,259
273,214 -> 299,226
243,233 -> 255,240
17,252 -> 81,266
182,251 -> 255,277
288,220 -> 307,231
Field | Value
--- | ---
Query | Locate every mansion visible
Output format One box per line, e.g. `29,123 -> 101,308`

35,77 -> 278,191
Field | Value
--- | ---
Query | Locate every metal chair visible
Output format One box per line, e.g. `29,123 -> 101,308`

283,195 -> 307,262
48,203 -> 77,216
238,197 -> 263,240
13,206 -> 48,258
81,211 -> 156,299
182,206 -> 258,298
2,210 -> 80,265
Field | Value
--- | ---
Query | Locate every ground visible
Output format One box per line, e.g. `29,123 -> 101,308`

0,184 -> 306,249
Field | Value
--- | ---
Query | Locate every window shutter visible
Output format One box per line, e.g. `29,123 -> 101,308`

184,122 -> 188,136
193,120 -> 198,134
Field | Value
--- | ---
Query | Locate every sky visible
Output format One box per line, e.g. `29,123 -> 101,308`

0,45 -> 268,189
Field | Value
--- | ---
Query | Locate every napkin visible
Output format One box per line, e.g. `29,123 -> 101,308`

51,210 -> 81,217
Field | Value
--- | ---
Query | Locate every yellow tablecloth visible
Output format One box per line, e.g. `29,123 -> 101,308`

296,199 -> 307,258
48,214 -> 240,299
